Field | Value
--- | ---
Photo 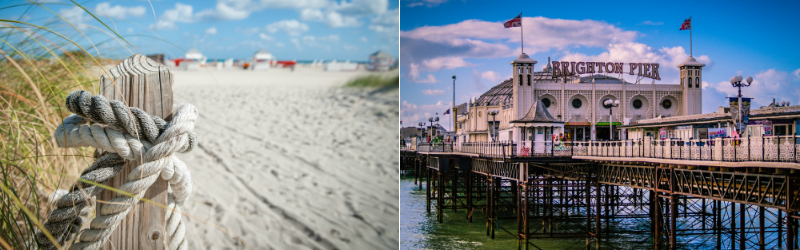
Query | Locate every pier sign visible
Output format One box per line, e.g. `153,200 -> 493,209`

551,61 -> 661,80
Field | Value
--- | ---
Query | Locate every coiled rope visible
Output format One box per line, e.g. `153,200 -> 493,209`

37,90 -> 197,250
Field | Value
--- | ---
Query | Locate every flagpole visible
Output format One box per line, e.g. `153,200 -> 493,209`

520,12 -> 523,54
690,16 -> 692,57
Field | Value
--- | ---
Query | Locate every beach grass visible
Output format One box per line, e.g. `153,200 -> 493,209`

344,73 -> 400,89
0,1 -> 131,248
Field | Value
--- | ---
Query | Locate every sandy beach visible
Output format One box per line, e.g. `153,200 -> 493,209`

168,66 -> 399,249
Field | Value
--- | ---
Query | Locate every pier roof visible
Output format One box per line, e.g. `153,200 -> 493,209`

473,78 -> 512,106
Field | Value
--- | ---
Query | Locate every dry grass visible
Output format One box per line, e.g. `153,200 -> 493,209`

0,1 -> 131,248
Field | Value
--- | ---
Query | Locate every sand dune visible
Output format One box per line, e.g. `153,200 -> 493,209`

169,67 -> 399,249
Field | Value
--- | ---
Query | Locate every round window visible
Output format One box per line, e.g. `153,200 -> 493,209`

571,99 -> 582,109
632,99 -> 643,109
541,98 -> 551,108
662,99 -> 672,109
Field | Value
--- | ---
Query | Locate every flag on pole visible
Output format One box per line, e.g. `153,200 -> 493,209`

504,14 -> 522,28
679,17 -> 691,30
443,108 -> 450,115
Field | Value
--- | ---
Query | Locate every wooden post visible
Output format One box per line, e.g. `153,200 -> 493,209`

98,54 -> 173,249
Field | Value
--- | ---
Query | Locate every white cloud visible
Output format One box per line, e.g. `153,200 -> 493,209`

265,20 -> 309,36
291,38 -> 302,50
421,57 -> 475,71
301,9 -> 360,27
408,63 -> 438,83
205,26 -> 218,35
259,33 -> 274,41
640,20 -> 663,25
401,17 -> 638,73
360,36 -> 368,42
299,0 -> 387,28
793,68 -> 800,80
151,2 -> 249,30
709,69 -> 800,108
369,8 -> 398,42
240,27 -> 260,36
151,3 -> 193,30
126,27 -> 134,33
406,0 -> 449,7
96,2 -> 146,20
343,44 -> 358,50
480,71 -> 501,82
400,100 -> 453,130
275,42 -> 285,47
422,89 -> 445,95
59,6 -> 89,25
702,81 -> 709,90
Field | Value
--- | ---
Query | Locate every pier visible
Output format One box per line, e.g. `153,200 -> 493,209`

401,137 -> 800,249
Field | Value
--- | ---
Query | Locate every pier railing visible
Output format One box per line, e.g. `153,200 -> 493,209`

415,135 -> 800,163
576,136 -> 800,162
417,142 -> 454,153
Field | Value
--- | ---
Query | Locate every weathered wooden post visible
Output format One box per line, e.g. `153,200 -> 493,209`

98,54 -> 173,249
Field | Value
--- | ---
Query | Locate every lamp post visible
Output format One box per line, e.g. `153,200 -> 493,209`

730,75 -> 753,133
489,109 -> 499,142
452,75 -> 457,135
418,122 -> 424,142
427,117 -> 434,142
603,99 -> 620,141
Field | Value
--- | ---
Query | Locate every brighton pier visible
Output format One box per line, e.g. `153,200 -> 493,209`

400,52 -> 800,249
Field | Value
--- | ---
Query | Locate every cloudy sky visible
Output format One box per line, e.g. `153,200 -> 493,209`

400,0 -> 800,130
4,0 -> 398,61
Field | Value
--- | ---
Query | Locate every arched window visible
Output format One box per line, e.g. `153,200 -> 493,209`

527,74 -> 531,85
688,77 -> 692,87
695,77 -> 700,88
519,74 -> 523,85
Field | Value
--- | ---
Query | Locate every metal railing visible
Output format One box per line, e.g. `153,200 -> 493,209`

413,135 -> 800,163
575,136 -> 800,163
417,142 -> 454,153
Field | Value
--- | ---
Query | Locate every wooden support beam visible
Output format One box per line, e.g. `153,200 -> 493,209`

98,54 -> 172,249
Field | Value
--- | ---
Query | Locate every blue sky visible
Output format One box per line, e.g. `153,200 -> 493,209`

2,0 -> 398,61
400,0 -> 800,130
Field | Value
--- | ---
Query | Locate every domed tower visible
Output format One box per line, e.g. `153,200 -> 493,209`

678,56 -> 705,115
511,53 -> 537,120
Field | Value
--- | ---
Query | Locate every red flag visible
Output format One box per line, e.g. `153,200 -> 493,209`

504,14 -> 521,28
679,17 -> 691,30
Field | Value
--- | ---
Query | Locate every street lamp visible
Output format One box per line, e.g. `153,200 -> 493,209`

418,122 -> 424,140
452,75 -> 457,135
427,117 -> 434,142
488,109 -> 499,142
603,99 -> 620,141
730,75 -> 753,133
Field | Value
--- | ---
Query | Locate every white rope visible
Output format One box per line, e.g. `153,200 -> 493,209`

42,92 -> 197,250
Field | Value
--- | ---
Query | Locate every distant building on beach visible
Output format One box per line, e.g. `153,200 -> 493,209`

251,49 -> 274,70
325,60 -> 359,71
366,50 -> 396,72
180,48 -> 203,70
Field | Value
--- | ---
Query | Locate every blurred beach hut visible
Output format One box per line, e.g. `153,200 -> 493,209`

224,58 -> 234,68
366,50 -> 395,71
251,49 -> 274,70
181,48 -> 203,70
324,60 -> 359,71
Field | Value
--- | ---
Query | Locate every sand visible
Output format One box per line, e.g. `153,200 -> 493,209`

169,66 -> 399,249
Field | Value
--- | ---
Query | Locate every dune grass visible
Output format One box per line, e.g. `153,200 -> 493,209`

0,1 -> 135,248
344,73 -> 400,89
